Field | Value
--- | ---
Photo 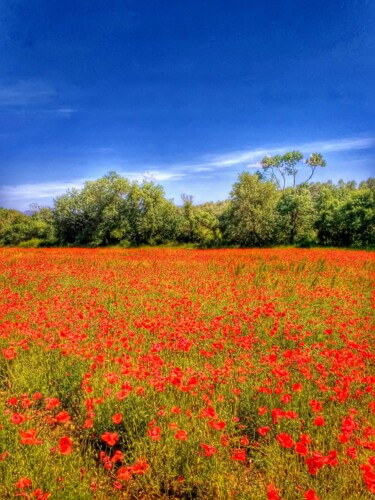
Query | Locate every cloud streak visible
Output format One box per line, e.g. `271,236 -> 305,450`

203,136 -> 375,170
0,180 -> 87,200
0,80 -> 56,106
143,135 -> 375,176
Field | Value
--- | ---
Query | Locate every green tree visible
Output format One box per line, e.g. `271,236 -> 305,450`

359,177 -> 375,193
29,205 -> 56,244
223,173 -> 280,247
276,186 -> 317,245
260,151 -> 326,245
313,180 -> 375,247
0,209 -> 30,245
260,151 -> 325,190
337,186 -> 375,247
313,183 -> 343,246
179,194 -> 197,243
124,180 -> 178,245
80,172 -> 131,246
53,172 -> 131,246
194,201 -> 227,247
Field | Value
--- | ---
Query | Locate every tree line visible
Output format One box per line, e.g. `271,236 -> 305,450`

1,151 -> 374,248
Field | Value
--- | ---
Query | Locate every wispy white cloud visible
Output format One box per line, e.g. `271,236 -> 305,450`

116,169 -> 185,182
54,108 -> 76,117
204,149 -> 270,167
142,170 -> 185,182
303,137 -> 375,153
0,80 -> 56,106
0,180 -> 87,200
143,136 -> 374,176
0,81 -> 77,120
203,136 -> 375,170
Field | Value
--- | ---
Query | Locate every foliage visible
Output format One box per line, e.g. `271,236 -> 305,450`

18,238 -> 43,248
259,151 -> 325,190
223,173 -> 280,246
0,207 -> 55,246
276,186 -> 317,246
1,161 -> 374,248
313,181 -> 375,247
52,172 -> 179,247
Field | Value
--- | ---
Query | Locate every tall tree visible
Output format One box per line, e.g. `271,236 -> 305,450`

53,172 -> 131,245
223,173 -> 279,247
276,186 -> 316,245
337,186 -> 375,247
260,151 -> 325,190
125,180 -> 178,245
260,151 -> 326,245
179,194 -> 198,243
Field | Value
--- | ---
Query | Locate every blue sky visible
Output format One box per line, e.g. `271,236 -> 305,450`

0,0 -> 374,210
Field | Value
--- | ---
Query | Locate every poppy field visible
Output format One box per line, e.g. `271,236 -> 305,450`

0,248 -> 374,499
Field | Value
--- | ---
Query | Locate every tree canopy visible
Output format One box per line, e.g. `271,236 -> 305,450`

1,158 -> 374,249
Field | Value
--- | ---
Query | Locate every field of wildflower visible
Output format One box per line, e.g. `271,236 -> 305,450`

0,248 -> 374,499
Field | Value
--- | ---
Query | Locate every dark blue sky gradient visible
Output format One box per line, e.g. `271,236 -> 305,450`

0,0 -> 374,208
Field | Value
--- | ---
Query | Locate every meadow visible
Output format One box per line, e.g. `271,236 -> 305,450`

0,248 -> 374,499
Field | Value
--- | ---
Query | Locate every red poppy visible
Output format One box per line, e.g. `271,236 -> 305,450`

361,465 -> 375,493
2,347 -> 17,360
200,443 -> 217,457
313,416 -> 326,426
132,457 -> 149,475
55,411 -> 71,423
304,490 -> 320,500
346,447 -> 357,459
258,406 -> 268,415
45,397 -> 60,410
147,426 -> 161,441
267,483 -> 281,500
300,433 -> 312,445
59,436 -> 73,455
295,441 -> 309,456
83,418 -> 93,429
281,394 -> 291,404
309,400 -> 323,413
112,413 -> 123,424
276,432 -> 294,449
10,413 -> 24,425
20,429 -> 42,445
208,420 -> 226,430
292,383 -> 303,392
31,488 -> 50,499
231,449 -> 246,462
111,450 -> 124,463
305,452 -> 328,475
117,466 -> 133,481
175,430 -> 187,441
221,434 -> 229,447
101,432 -> 119,446
240,435 -> 250,446
15,477 -> 32,489
258,426 -> 270,436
